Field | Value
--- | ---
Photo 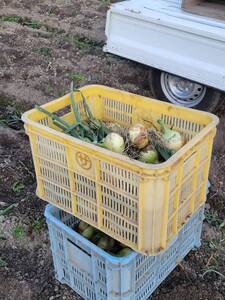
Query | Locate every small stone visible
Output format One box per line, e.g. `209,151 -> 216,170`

40,260 -> 44,266
54,286 -> 59,292
205,203 -> 210,210
49,296 -> 54,300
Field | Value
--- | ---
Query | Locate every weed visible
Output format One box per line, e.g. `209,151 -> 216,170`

69,72 -> 86,83
208,240 -> 217,249
63,35 -> 102,51
0,114 -> 22,129
57,91 -> 66,98
202,268 -> 225,279
203,217 -> 225,276
219,219 -> 225,229
33,47 -> 52,57
0,203 -> 17,216
31,218 -> 44,233
0,96 -> 28,129
0,15 -> 41,29
47,84 -> 54,94
44,25 -> 64,35
0,15 -> 23,23
23,19 -> 41,29
0,15 -> 65,39
0,258 -> 7,268
47,7 -> 55,16
12,224 -> 24,239
11,181 -> 25,193
101,0 -> 111,5
205,212 -> 224,227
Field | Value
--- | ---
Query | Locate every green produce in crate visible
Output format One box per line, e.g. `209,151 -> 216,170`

116,248 -> 133,257
35,82 -> 109,144
35,83 -> 187,164
157,119 -> 184,151
81,226 -> 96,240
78,220 -> 89,233
139,145 -> 159,164
129,123 -> 149,149
97,236 -> 116,251
104,132 -> 125,154
91,232 -> 103,244
108,237 -> 116,250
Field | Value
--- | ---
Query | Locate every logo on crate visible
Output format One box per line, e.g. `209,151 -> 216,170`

76,152 -> 92,170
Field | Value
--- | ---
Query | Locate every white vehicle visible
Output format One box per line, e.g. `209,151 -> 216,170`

104,0 -> 225,111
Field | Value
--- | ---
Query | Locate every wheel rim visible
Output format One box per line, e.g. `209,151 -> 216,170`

160,72 -> 207,107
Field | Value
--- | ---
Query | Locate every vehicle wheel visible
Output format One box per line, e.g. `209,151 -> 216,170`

149,69 -> 223,112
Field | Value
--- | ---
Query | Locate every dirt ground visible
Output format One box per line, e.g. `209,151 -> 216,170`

0,1 -> 225,299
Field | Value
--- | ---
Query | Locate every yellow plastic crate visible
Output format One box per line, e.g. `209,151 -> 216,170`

22,85 -> 219,255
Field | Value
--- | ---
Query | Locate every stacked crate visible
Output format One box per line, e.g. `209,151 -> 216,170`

45,204 -> 204,300
22,85 -> 218,299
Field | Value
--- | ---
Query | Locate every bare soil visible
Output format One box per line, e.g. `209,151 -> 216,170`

0,1 -> 224,300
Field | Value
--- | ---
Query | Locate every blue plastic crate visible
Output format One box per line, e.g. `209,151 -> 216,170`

45,204 -> 204,300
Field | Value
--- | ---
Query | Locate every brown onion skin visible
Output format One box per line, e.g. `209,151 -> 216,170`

129,124 -> 149,149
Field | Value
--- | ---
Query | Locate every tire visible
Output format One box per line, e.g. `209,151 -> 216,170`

149,68 -> 223,112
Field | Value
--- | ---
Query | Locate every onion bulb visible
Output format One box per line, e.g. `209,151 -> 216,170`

78,221 -> 89,232
81,226 -> 96,240
139,146 -> 159,164
129,124 -> 148,149
104,133 -> 125,154
116,248 -> 132,257
157,119 -> 184,151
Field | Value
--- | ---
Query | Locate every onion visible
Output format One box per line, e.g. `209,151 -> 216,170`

81,226 -> 96,240
97,236 -> 115,251
139,147 -> 159,164
78,221 -> 89,232
158,119 -> 184,151
129,124 -> 148,149
104,133 -> 125,154
116,248 -> 132,257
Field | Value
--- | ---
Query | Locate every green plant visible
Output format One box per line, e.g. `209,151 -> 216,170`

11,181 -> 25,193
33,47 -> 52,57
0,97 -> 26,129
205,212 -> 224,227
0,258 -> 7,268
0,114 -> 21,128
0,16 -> 41,29
203,216 -> 225,277
22,19 -> 41,29
69,72 -> 86,83
44,25 -> 64,35
0,203 -> 17,216
101,0 -> 111,5
47,7 -> 55,16
57,90 -> 66,98
208,240 -> 217,249
63,35 -> 102,51
0,15 -> 23,23
12,225 -> 24,239
46,84 -> 54,94
31,218 -> 44,232
202,268 -> 225,279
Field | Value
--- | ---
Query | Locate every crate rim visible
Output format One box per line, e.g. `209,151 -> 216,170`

22,84 -> 219,172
